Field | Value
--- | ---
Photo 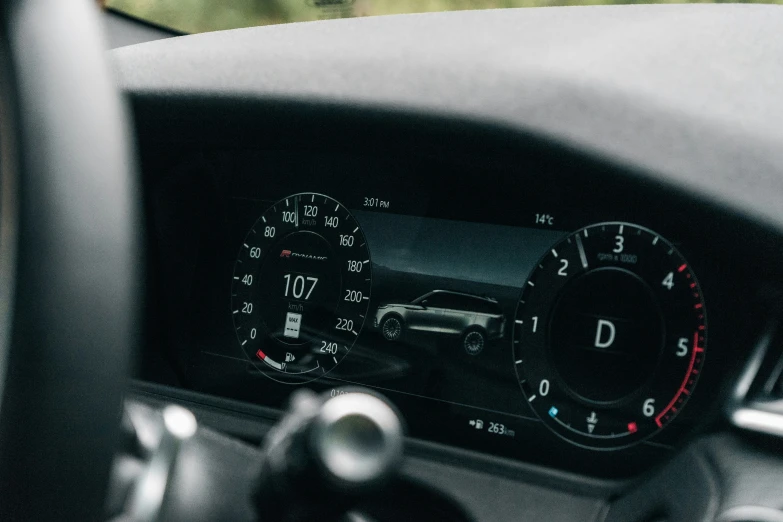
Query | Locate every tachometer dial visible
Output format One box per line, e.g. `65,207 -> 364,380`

513,222 -> 706,449
231,193 -> 372,384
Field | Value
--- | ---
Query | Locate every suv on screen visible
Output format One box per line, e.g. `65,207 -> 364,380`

374,290 -> 506,354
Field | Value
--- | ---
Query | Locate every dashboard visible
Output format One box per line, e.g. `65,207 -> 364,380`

109,7 -> 783,517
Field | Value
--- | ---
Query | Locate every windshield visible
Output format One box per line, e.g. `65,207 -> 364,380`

105,0 -> 775,35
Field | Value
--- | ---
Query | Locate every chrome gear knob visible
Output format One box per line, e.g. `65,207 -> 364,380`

256,389 -> 404,521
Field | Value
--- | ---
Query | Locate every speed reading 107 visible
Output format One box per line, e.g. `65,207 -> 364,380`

231,193 -> 373,384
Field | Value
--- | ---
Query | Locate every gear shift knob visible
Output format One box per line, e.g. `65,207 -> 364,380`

256,389 -> 404,521
311,391 -> 403,488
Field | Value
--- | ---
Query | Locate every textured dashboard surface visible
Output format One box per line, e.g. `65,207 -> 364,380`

111,4 -> 783,235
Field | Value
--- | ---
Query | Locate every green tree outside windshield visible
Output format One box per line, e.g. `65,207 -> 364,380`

106,0 -> 782,34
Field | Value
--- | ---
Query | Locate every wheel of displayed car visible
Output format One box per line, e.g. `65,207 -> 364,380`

381,315 -> 404,341
463,329 -> 486,355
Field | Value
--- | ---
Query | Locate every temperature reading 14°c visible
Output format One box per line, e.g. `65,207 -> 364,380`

363,197 -> 390,209
535,213 -> 555,226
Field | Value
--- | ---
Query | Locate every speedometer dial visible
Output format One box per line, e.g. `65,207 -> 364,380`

513,222 -> 706,449
231,193 -> 372,384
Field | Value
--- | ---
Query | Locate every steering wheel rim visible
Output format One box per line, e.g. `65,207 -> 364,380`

0,1 -> 140,520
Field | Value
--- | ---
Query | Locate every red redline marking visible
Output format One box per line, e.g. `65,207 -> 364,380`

694,303 -> 703,309
690,283 -> 696,288
699,325 -> 705,330
678,264 -> 687,272
655,331 -> 701,428
256,349 -> 266,361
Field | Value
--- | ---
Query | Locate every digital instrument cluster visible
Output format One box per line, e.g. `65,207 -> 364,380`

228,193 -> 706,451
149,150 -> 724,475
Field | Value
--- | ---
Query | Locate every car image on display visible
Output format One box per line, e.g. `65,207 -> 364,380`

375,290 -> 506,355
